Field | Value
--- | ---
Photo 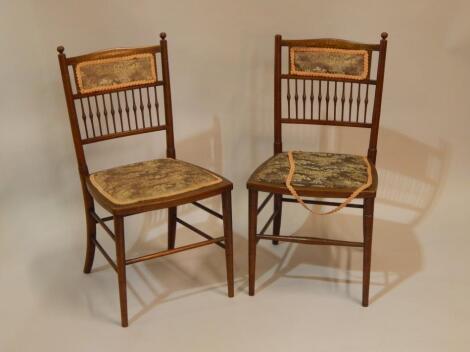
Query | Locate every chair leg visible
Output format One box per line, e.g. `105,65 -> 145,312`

272,194 -> 283,245
362,197 -> 375,307
114,216 -> 128,327
168,207 -> 177,249
222,191 -> 234,297
248,190 -> 258,296
83,207 -> 96,273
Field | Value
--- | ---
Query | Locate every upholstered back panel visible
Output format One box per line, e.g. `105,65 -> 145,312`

75,53 -> 157,94
290,47 -> 369,81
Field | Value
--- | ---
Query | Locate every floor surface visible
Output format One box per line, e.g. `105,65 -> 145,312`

1,194 -> 468,351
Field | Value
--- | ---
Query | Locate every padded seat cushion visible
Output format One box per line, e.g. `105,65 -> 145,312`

89,158 -> 222,205
250,152 -> 369,189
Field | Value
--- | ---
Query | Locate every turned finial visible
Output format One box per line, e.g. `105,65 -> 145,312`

160,32 -> 167,40
381,32 -> 388,40
57,46 -> 65,54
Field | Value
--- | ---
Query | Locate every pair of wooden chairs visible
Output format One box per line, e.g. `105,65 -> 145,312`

57,32 -> 387,327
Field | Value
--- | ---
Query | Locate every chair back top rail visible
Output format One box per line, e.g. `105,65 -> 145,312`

280,38 -> 380,51
65,45 -> 161,66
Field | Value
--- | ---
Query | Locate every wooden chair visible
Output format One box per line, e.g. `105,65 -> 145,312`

57,33 -> 234,327
247,33 -> 388,306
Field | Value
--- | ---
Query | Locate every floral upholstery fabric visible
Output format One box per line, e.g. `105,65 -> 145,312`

290,47 -> 368,80
89,158 -> 221,205
75,53 -> 157,94
250,151 -> 370,189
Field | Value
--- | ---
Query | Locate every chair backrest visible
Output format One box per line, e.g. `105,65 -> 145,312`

274,33 -> 388,164
57,32 -> 175,178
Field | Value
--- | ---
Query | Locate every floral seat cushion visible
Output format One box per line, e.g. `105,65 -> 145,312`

89,158 -> 221,205
250,151 -> 371,190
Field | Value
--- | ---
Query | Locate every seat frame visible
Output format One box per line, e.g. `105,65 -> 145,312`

247,33 -> 388,306
57,33 -> 234,327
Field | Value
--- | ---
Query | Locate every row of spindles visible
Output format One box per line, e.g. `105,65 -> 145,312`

75,86 -> 162,139
285,79 -> 372,123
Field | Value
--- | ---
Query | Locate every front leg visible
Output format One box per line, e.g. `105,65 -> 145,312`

248,190 -> 258,296
362,197 -> 375,307
222,191 -> 234,297
114,215 -> 128,327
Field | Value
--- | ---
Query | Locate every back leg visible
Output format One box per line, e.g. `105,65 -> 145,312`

272,194 -> 282,245
83,203 -> 96,273
168,207 -> 177,249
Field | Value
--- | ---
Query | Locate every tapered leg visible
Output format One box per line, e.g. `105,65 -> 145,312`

83,199 -> 96,273
168,207 -> 177,249
222,191 -> 234,297
362,197 -> 375,307
272,194 -> 283,245
114,216 -> 128,327
248,190 -> 258,296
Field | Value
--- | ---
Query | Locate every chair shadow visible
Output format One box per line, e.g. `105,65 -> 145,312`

243,128 -> 450,304
28,123 -> 450,325
87,117 -> 280,325
27,116 -> 277,326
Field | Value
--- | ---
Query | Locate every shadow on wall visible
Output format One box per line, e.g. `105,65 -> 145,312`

245,127 -> 450,304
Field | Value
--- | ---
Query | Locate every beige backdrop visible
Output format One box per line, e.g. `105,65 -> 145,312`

1,0 -> 469,351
